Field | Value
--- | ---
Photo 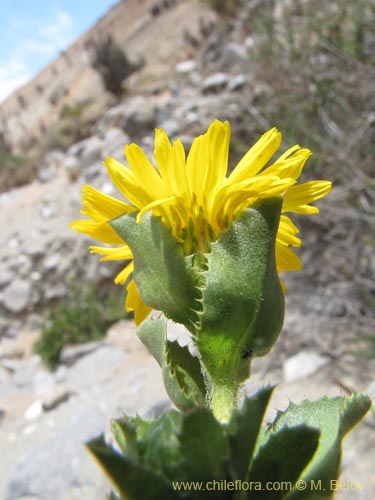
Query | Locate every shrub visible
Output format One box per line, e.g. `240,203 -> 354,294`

34,283 -> 128,368
89,35 -> 141,96
0,148 -> 36,193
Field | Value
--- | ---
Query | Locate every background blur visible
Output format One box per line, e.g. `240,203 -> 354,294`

0,1 -> 374,499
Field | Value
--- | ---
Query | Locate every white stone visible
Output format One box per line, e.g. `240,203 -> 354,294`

201,72 -> 229,93
24,400 -> 43,420
2,279 -> 31,313
228,74 -> 247,91
43,254 -> 61,271
40,205 -> 57,219
283,351 -> 329,383
175,59 -> 196,74
0,269 -> 14,288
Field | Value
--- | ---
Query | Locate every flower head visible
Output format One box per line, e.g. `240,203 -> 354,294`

70,120 -> 331,324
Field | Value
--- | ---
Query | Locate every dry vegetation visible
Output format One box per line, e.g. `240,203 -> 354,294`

205,0 -> 374,326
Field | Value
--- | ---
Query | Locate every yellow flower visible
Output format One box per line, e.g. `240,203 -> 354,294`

70,120 -> 331,325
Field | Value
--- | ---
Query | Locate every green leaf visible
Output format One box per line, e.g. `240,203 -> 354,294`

136,317 -> 166,367
271,394 -> 372,499
137,318 -> 206,411
110,212 -> 200,327
247,425 -> 320,500
179,408 -> 230,482
197,199 -> 284,395
138,411 -> 185,481
228,386 -> 274,480
86,435 -> 175,500
111,418 -> 138,458
166,337 -> 206,401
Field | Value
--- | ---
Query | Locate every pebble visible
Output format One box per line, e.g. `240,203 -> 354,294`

39,205 -> 57,219
0,269 -> 14,288
24,400 -> 43,420
43,254 -> 61,272
175,59 -> 196,74
2,279 -> 32,313
201,72 -> 229,93
283,351 -> 329,383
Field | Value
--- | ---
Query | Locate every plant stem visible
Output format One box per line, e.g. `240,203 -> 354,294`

211,382 -> 238,424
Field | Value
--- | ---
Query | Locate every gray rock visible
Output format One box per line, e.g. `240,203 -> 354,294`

122,96 -> 156,137
43,254 -> 61,272
25,242 -> 45,259
39,204 -> 57,220
4,406 -> 107,500
96,103 -> 128,133
9,254 -> 32,275
64,344 -> 127,393
283,351 -> 329,383
201,72 -> 229,94
5,320 -> 22,338
30,271 -> 42,283
80,136 -> 103,168
228,74 -> 247,92
12,357 -> 40,388
67,136 -> 103,169
0,269 -> 14,288
33,370 -> 58,399
102,127 -> 130,157
43,284 -> 68,301
159,119 -> 179,137
37,166 -> 57,183
220,42 -> 248,68
42,387 -> 71,412
43,149 -> 65,169
2,279 -> 32,313
59,341 -> 103,367
63,155 -> 79,174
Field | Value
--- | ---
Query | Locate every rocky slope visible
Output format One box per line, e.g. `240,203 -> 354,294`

0,0 -> 374,499
0,0 -> 216,154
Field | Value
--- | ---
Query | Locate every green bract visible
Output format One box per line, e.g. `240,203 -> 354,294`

111,198 -> 284,420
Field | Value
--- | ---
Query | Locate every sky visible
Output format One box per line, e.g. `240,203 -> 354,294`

0,0 -> 117,103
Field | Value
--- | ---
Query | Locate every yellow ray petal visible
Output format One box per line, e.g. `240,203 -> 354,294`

89,245 -> 133,261
186,134 -> 208,204
136,195 -> 177,223
104,157 -> 153,208
213,177 -> 293,222
276,244 -> 303,272
169,139 -> 190,198
205,120 -> 230,195
115,261 -> 134,285
283,180 -> 332,213
260,148 -> 311,180
125,143 -> 166,198
70,220 -> 124,245
80,185 -> 135,221
277,215 -> 302,247
228,127 -> 282,183
126,279 -> 152,324
154,128 -> 173,182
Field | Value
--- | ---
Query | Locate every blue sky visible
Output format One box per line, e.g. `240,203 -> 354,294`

0,0 -> 117,103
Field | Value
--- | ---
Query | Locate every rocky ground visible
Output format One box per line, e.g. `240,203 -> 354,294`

0,92 -> 374,497
0,1 -> 374,499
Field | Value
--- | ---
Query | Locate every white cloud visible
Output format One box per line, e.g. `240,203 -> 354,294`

40,11 -> 75,49
0,10 -> 75,103
0,60 -> 33,103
